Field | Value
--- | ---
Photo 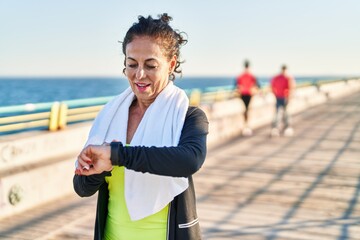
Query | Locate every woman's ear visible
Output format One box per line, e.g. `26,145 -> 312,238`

169,55 -> 177,73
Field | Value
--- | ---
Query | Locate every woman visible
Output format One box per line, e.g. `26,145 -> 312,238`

73,13 -> 208,240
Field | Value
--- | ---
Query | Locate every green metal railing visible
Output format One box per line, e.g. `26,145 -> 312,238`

0,78 -> 356,135
0,86 -> 235,134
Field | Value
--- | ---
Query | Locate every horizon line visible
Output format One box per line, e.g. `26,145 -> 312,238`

0,74 -> 358,79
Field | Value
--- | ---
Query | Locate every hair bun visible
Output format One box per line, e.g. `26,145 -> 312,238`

159,13 -> 172,23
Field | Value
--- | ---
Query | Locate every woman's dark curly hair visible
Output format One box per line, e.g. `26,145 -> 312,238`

122,13 -> 187,80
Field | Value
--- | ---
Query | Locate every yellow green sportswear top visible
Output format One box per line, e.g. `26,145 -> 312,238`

104,166 -> 169,240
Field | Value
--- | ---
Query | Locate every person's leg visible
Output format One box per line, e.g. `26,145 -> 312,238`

272,98 -> 282,128
241,95 -> 251,123
271,98 -> 282,136
283,100 -> 289,128
283,98 -> 294,136
241,95 -> 253,136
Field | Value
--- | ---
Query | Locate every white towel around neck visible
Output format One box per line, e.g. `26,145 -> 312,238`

83,81 -> 189,220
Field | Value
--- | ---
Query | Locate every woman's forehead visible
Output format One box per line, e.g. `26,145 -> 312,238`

126,37 -> 167,60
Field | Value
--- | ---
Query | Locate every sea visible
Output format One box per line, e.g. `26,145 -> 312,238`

0,76 -> 345,107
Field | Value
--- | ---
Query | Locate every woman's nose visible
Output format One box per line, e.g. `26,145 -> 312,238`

136,68 -> 145,79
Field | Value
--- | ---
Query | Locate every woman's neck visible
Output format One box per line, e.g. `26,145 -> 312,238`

132,98 -> 150,114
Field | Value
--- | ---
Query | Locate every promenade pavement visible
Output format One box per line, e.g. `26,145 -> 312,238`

0,92 -> 359,240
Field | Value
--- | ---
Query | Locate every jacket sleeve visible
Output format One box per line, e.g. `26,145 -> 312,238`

73,171 -> 111,197
110,107 -> 209,177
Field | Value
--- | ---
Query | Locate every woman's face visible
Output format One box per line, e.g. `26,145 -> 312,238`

125,36 -> 176,105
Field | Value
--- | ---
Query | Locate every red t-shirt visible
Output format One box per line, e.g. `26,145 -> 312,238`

236,72 -> 257,95
271,74 -> 293,98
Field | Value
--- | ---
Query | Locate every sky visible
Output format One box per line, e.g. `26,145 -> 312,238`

0,0 -> 359,77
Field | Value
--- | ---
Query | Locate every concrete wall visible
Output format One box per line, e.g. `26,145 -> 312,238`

0,124 -> 90,219
0,78 -> 359,219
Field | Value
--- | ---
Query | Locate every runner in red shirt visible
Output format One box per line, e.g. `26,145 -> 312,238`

270,65 -> 295,137
235,60 -> 260,136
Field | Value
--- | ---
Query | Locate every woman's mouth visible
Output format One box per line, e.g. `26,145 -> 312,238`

135,82 -> 151,92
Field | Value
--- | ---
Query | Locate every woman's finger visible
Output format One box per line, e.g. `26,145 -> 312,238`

78,166 -> 98,176
79,148 -> 92,162
77,155 -> 91,171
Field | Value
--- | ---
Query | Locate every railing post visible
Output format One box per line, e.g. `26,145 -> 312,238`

58,103 -> 68,130
189,89 -> 201,106
49,102 -> 60,131
215,90 -> 225,101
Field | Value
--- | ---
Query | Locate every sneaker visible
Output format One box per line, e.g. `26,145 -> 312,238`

270,128 -> 280,137
284,127 -> 294,137
242,127 -> 253,136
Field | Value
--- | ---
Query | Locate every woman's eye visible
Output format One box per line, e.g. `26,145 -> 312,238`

128,64 -> 137,68
146,65 -> 157,69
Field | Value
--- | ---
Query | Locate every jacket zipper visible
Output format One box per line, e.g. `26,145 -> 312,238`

166,202 -> 171,240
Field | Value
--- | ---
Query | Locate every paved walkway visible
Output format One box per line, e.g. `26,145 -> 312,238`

0,92 -> 359,240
